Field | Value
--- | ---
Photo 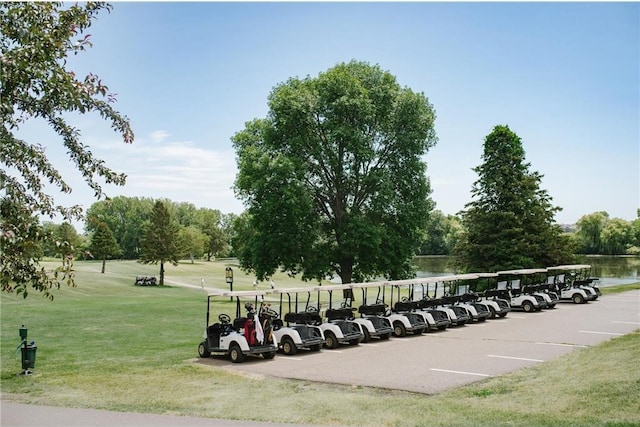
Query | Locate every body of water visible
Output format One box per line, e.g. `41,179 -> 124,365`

412,255 -> 639,287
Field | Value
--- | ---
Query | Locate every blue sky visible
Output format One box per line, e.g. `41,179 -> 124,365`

20,2 -> 639,227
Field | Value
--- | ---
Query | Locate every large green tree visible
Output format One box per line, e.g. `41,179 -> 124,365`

1,2 -> 133,298
455,125 -> 573,272
574,211 -> 609,254
139,201 -> 181,285
233,60 -> 437,283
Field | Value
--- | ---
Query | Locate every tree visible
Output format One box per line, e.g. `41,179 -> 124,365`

178,226 -> 207,263
419,211 -> 463,255
193,208 -> 227,260
601,218 -> 633,255
233,60 -> 437,284
455,125 -> 573,272
85,196 -> 153,259
1,2 -> 133,298
139,201 -> 181,285
88,220 -> 121,273
574,211 -> 609,254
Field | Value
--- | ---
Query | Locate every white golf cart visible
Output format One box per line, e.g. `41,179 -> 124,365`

198,290 -> 278,363
495,271 -> 546,312
347,282 -> 394,341
418,278 -> 470,326
570,264 -> 601,299
546,265 -> 595,304
500,269 -> 557,309
268,288 -> 324,355
355,281 -> 426,337
273,286 -> 361,349
467,273 -> 511,319
448,274 -> 491,322
390,279 -> 450,332
313,284 -> 364,347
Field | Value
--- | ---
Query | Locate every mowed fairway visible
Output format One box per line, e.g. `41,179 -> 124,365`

1,260 -> 639,427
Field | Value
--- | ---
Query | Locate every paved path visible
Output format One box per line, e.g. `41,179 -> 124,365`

0,402 -> 317,427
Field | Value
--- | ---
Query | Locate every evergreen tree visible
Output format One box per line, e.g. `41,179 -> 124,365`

139,201 -> 181,285
455,125 -> 573,272
89,221 -> 121,273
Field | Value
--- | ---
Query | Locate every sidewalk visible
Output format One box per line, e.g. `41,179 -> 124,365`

1,402 -> 319,427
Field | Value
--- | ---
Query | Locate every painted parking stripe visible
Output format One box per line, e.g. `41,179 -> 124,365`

579,330 -> 624,336
358,343 -> 379,347
430,368 -> 492,377
535,342 -> 588,348
612,321 -> 640,325
281,357 -> 304,361
488,355 -> 544,362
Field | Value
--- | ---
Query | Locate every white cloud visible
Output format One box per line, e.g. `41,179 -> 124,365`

149,130 -> 171,143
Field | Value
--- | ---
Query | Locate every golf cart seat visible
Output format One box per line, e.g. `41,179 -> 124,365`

208,322 -> 233,337
284,312 -> 322,325
440,296 -> 458,305
394,301 -> 417,312
233,317 -> 247,331
358,303 -> 387,316
326,307 -> 356,321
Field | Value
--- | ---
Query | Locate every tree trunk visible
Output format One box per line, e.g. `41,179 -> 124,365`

160,262 -> 165,286
339,257 -> 354,299
101,258 -> 106,274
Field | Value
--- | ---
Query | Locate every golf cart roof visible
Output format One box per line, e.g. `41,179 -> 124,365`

312,284 -> 353,292
551,264 -> 591,270
216,290 -> 269,298
471,272 -> 499,278
497,268 -> 548,275
348,280 -> 391,289
271,287 -> 316,295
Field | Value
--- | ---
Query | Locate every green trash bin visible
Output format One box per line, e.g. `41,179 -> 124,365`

21,344 -> 37,371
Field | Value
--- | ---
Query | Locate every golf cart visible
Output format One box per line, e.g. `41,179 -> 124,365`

348,282 -> 394,341
391,279 -> 450,332
448,274 -> 491,322
559,264 -> 599,301
495,271 -> 546,312
546,265 -> 595,304
467,273 -> 511,319
418,279 -> 470,326
501,269 -> 557,309
268,288 -> 324,355
356,281 -> 426,337
273,286 -> 360,349
198,290 -> 278,363
313,284 -> 364,347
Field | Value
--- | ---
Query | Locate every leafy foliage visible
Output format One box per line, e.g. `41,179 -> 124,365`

1,2 -> 133,298
455,125 -> 574,271
233,60 -> 437,283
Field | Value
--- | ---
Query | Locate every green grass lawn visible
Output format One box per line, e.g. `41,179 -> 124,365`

1,260 -> 639,426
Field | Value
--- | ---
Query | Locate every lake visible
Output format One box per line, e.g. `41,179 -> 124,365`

412,255 -> 640,287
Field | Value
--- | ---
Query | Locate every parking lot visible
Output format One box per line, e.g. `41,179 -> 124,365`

196,290 -> 640,394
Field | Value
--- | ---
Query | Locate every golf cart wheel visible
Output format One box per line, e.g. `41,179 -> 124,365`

309,344 -> 322,352
229,343 -> 246,363
349,337 -> 360,346
263,351 -> 276,360
282,337 -> 297,355
572,293 -> 585,304
362,328 -> 371,343
198,342 -> 211,358
380,333 -> 392,340
547,303 -> 556,309
498,312 -> 508,318
393,321 -> 407,337
522,301 -> 534,313
324,331 -> 339,349
488,306 -> 496,319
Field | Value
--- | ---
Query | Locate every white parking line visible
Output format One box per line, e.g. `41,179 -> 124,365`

430,368 -> 492,377
281,357 -> 304,361
535,342 -> 588,348
488,354 -> 544,362
579,330 -> 624,336
358,343 -> 379,347
612,321 -> 640,325
508,316 -> 526,319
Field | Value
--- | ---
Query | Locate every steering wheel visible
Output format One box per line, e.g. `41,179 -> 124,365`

305,305 -> 318,313
218,313 -> 231,324
401,297 -> 409,302
340,301 -> 349,308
